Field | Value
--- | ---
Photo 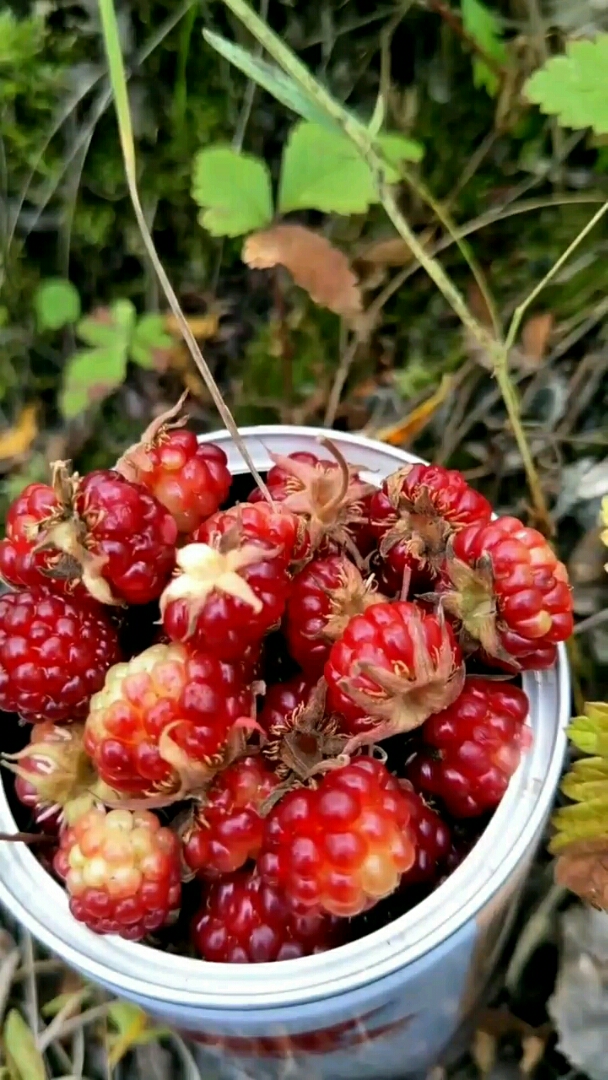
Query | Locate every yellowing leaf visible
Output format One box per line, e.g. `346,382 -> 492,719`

374,375 -> 453,446
555,838 -> 608,909
525,36 -> 608,135
191,146 -> 273,237
0,405 -> 37,461
3,1010 -> 45,1080
600,496 -> 608,550
107,1001 -> 169,1068
243,224 -> 362,319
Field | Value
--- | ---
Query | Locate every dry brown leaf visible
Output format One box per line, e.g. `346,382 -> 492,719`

356,228 -> 435,267
0,405 -> 37,462
374,375 -> 453,446
164,312 -> 221,339
243,225 -> 362,319
521,313 -> 553,367
555,837 -> 608,909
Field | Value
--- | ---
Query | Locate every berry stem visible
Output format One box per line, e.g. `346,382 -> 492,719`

0,831 -> 56,845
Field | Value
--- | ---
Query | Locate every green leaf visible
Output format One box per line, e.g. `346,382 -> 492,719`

34,278 -> 81,331
203,31 -> 341,131
60,345 -> 127,418
461,0 -> 507,97
107,1001 -> 169,1069
278,122 -> 424,215
3,1010 -> 45,1080
130,313 -> 172,368
76,300 -> 136,349
525,36 -> 608,135
191,146 -> 273,237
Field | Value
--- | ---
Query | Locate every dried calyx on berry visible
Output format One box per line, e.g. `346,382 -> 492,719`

253,440 -> 375,559
2,722 -> 115,827
325,601 -> 466,748
370,464 -> 492,583
263,680 -> 350,795
161,511 -> 291,661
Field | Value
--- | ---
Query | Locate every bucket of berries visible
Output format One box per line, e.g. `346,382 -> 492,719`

0,414 -> 571,1080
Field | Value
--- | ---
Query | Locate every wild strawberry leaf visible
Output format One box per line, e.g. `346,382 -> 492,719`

278,121 -> 423,215
60,345 -> 127,419
191,146 -> 273,237
461,0 -> 507,96
130,313 -> 173,368
76,299 -> 136,348
33,277 -> 81,331
525,36 -> 608,135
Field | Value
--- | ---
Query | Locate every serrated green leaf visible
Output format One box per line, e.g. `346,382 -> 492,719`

130,313 -> 172,368
60,346 -> 127,418
461,0 -> 507,97
525,36 -> 608,135
203,30 -> 341,132
3,1010 -> 45,1080
278,122 -> 424,215
107,1001 -> 169,1069
191,146 -> 273,237
76,300 -> 136,349
569,706 -> 608,754
34,278 -> 81,331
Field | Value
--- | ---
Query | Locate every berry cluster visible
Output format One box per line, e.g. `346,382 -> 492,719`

0,408 -> 573,959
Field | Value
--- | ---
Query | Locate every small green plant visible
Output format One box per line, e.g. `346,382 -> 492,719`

32,279 -> 173,418
191,120 -> 423,317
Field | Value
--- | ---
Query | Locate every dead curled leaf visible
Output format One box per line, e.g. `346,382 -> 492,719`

555,837 -> 608,909
243,225 -> 362,319
0,404 -> 37,462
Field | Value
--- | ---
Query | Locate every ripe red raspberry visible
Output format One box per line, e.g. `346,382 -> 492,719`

480,641 -> 557,674
181,756 -> 280,877
406,677 -> 531,817
192,870 -> 340,962
54,807 -> 181,940
439,516 -> 573,664
284,555 -> 388,676
193,501 -> 307,564
258,674 -> 316,733
161,514 -> 292,662
0,590 -> 121,723
7,465 -> 178,606
324,601 -> 465,744
3,721 -> 97,830
0,484 -> 85,600
398,781 -> 451,887
258,757 -> 417,917
84,643 -> 252,797
370,464 -> 492,587
115,402 -> 231,533
249,446 -> 373,556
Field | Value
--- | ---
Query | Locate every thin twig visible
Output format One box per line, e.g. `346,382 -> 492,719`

97,0 -> 272,499
574,609 -> 608,637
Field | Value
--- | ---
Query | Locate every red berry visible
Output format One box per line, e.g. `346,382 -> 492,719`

258,757 -> 417,917
406,677 -> 531,817
370,464 -> 492,584
250,447 -> 373,556
192,870 -> 340,962
8,466 -> 178,606
284,555 -> 388,677
439,516 -> 573,664
116,406 -> 231,532
0,484 -> 86,600
0,589 -> 121,723
182,756 -> 280,877
161,513 -> 292,662
193,501 -> 307,564
258,674 -> 316,733
54,807 -> 181,940
84,643 -> 252,797
397,781 -> 451,887
324,601 -> 465,743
